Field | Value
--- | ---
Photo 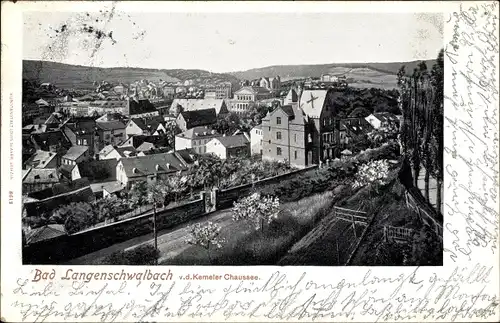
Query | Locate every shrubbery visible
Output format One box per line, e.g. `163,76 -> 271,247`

99,245 -> 159,265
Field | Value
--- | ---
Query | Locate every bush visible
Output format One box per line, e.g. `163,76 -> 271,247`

100,245 -> 159,265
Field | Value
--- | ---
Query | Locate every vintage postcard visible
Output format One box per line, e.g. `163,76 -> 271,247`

1,1 -> 499,322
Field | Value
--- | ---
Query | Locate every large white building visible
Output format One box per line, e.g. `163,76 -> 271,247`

174,126 -> 220,154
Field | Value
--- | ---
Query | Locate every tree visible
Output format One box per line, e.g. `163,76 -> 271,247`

430,49 -> 444,213
186,221 -> 225,263
58,202 -> 96,234
232,192 -> 280,232
367,123 -> 399,148
129,181 -> 149,209
353,159 -> 391,193
166,171 -> 188,203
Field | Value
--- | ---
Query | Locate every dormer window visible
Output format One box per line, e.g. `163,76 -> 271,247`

132,167 -> 138,174
166,163 -> 170,169
276,117 -> 281,125
34,175 -> 40,180
155,164 -> 160,171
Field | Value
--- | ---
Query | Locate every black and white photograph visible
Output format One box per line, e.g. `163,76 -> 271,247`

21,10 -> 444,266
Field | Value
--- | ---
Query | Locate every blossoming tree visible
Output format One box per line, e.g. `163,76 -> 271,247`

232,192 -> 280,232
186,221 -> 225,263
353,159 -> 391,191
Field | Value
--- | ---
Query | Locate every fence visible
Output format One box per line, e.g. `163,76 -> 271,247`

333,206 -> 368,226
215,165 -> 318,209
384,225 -> 414,243
23,193 -> 206,264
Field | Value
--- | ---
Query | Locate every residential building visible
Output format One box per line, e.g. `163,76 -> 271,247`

61,117 -> 99,157
62,146 -> 90,166
262,104 -> 311,168
162,86 -> 176,99
170,99 -> 229,116
365,112 -> 400,129
250,125 -> 263,155
126,116 -> 167,137
30,130 -> 72,155
206,134 -> 250,160
175,126 -> 220,154
119,135 -> 171,151
102,182 -> 127,198
24,150 -> 60,170
96,120 -> 127,149
283,88 -> 299,106
116,152 -> 192,189
22,168 -> 60,194
88,100 -> 128,116
259,76 -> 281,93
204,82 -> 232,99
59,164 -> 81,182
125,98 -> 160,118
99,145 -> 137,160
176,109 -> 217,131
321,74 -> 339,83
230,86 -> 272,114
339,118 -> 373,147
262,89 -> 343,167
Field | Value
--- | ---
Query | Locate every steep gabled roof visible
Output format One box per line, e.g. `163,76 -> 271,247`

298,90 -> 328,119
130,116 -> 164,131
26,224 -> 66,244
170,99 -> 228,115
63,145 -> 88,161
211,134 -> 249,149
128,98 -> 157,115
24,150 -> 58,169
96,120 -> 126,131
176,126 -> 219,140
179,109 -> 217,128
118,152 -> 189,178
31,131 -> 72,151
22,168 -> 59,184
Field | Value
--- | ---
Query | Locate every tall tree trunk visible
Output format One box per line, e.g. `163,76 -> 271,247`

436,177 -> 442,215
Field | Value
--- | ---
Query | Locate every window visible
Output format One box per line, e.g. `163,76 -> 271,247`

83,139 -> 87,145
276,132 -> 282,140
294,151 -> 298,159
34,175 -> 40,180
277,147 -> 282,156
294,134 -> 297,142
276,117 -> 281,125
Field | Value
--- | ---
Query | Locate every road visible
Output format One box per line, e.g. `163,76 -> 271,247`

65,208 -> 237,265
416,166 -> 444,214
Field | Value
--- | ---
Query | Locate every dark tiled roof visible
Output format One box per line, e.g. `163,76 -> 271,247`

63,146 -> 88,161
31,131 -> 72,151
281,105 -> 295,117
23,168 -> 59,184
96,120 -> 126,131
179,109 -> 217,128
372,112 -> 399,123
213,134 -> 249,148
26,224 -> 66,244
119,152 -> 189,178
129,99 -> 157,115
130,116 -> 164,131
123,135 -> 171,149
176,126 -> 219,140
59,164 -> 76,179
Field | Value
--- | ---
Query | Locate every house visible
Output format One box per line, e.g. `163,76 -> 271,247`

116,152 -> 192,189
30,130 -> 72,155
204,82 -> 232,99
126,98 -> 160,118
262,104 -> 311,168
259,76 -> 281,93
102,181 -> 127,198
96,120 -> 127,149
99,145 -> 137,160
176,109 -> 217,132
321,74 -> 339,83
262,89 -> 343,167
22,168 -> 60,194
175,126 -> 220,154
250,125 -> 263,155
162,86 -> 176,99
23,124 -> 47,134
24,150 -> 60,169
339,118 -> 373,147
169,99 -> 229,116
283,88 -> 299,106
59,164 -> 81,181
206,134 -> 250,160
365,112 -> 400,129
96,113 -> 127,122
125,116 -> 167,137
230,86 -> 272,114
25,224 -> 67,244
61,146 -> 90,166
137,147 -> 173,156
119,135 -> 171,150
61,117 -> 99,157
87,100 -> 128,116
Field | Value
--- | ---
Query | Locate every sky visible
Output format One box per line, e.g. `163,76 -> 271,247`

23,10 -> 444,73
